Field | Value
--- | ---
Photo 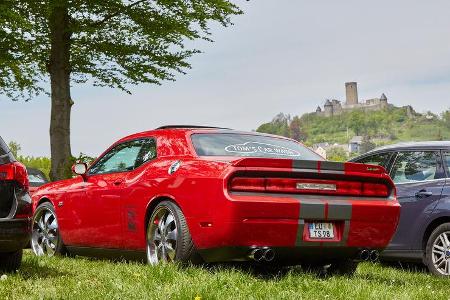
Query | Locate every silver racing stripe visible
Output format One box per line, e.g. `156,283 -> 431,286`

299,200 -> 326,219
327,200 -> 352,220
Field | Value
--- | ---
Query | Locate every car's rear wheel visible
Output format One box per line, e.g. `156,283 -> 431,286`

425,223 -> 450,276
146,201 -> 201,265
0,250 -> 22,272
31,202 -> 65,257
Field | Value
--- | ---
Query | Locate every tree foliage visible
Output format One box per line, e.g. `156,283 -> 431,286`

1,0 -> 242,180
0,0 -> 242,98
326,146 -> 348,162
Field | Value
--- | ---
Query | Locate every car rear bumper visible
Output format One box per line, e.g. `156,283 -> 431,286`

0,218 -> 31,252
190,193 -> 400,262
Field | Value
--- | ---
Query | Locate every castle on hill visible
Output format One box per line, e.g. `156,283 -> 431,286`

315,82 -> 392,117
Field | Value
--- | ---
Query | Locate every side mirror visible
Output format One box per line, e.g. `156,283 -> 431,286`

72,163 -> 88,178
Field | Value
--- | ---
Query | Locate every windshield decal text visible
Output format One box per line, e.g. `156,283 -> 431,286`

224,142 -> 301,157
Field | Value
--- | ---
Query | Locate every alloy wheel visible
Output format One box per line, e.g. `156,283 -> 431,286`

147,206 -> 178,265
431,231 -> 450,275
31,208 -> 59,256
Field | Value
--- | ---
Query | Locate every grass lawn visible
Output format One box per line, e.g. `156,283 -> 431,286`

0,251 -> 447,300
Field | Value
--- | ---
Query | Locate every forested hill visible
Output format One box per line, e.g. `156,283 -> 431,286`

256,107 -> 450,147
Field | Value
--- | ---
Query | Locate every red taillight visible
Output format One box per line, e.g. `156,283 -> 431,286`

0,162 -> 29,191
362,182 -> 389,198
230,177 -> 391,198
230,177 -> 265,192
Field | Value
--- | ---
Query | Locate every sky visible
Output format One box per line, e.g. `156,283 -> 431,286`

1,0 -> 450,157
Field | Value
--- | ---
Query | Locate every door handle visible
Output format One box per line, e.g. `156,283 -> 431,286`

415,190 -> 433,198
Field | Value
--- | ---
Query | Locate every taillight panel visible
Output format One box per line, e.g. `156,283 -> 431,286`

230,177 -> 391,198
0,162 -> 29,191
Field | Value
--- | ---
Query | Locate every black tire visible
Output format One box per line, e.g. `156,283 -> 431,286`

31,202 -> 67,256
146,201 -> 202,265
425,223 -> 450,276
0,250 -> 22,272
326,260 -> 358,276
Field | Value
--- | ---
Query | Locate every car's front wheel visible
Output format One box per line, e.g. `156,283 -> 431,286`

425,223 -> 450,276
0,250 -> 22,272
146,201 -> 201,265
31,202 -> 66,257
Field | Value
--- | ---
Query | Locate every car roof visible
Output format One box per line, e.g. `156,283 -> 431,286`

118,126 -> 299,143
367,141 -> 450,154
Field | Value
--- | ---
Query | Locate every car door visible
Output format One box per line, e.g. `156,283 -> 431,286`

388,151 -> 446,250
68,139 -> 150,249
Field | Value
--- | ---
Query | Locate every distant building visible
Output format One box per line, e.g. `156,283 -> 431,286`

349,136 -> 363,153
317,82 -> 391,117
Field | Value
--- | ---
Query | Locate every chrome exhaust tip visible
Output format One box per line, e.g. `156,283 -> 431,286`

263,248 -> 275,262
359,249 -> 370,261
248,248 -> 264,262
369,250 -> 379,262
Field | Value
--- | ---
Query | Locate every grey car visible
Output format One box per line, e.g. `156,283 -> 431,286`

351,142 -> 450,276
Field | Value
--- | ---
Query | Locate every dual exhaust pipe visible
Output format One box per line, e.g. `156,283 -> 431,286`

359,249 -> 379,262
248,247 -> 275,262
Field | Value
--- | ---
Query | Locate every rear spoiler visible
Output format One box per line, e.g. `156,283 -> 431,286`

231,158 -> 388,176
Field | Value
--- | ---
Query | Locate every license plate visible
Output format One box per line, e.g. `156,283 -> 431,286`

308,222 -> 335,239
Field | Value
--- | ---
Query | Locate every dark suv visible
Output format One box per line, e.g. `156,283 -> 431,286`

0,136 -> 31,272
351,142 -> 450,276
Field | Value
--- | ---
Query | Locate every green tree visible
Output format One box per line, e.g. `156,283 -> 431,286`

359,135 -> 375,154
0,0 -> 241,180
289,116 -> 307,141
442,109 -> 450,129
7,141 -> 21,157
327,147 -> 348,162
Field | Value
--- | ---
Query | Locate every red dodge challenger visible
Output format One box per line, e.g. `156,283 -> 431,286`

31,126 -> 400,274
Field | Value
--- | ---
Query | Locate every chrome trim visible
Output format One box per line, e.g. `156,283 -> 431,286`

395,178 -> 447,186
296,183 -> 337,191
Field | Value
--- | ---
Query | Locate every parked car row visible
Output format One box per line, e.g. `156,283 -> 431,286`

3,129 -> 450,277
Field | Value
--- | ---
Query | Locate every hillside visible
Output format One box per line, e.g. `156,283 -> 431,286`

256,106 -> 450,153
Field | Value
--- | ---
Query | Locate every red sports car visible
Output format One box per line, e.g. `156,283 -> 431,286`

31,126 -> 400,274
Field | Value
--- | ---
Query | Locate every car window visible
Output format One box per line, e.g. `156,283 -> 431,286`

28,174 -> 47,184
391,151 -> 441,184
89,139 -> 156,175
354,152 -> 391,169
191,133 -> 322,160
444,152 -> 450,177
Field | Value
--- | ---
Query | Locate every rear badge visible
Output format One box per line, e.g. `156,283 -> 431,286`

296,183 -> 337,191
168,160 -> 181,175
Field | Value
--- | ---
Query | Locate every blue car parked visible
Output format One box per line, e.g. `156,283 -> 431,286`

351,142 -> 450,276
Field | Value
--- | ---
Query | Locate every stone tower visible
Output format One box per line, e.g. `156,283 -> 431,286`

324,100 -> 333,117
380,93 -> 388,108
345,82 -> 358,106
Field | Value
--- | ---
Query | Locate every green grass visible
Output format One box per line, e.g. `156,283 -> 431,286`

0,251 -> 448,300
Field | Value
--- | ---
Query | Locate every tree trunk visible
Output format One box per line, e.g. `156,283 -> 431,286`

48,3 -> 73,181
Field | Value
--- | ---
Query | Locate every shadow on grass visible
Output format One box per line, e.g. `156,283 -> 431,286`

204,262 -> 313,280
203,261 -> 429,283
17,259 -> 69,280
378,261 -> 428,273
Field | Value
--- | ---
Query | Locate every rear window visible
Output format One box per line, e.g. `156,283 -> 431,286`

0,137 -> 9,156
191,133 -> 322,160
